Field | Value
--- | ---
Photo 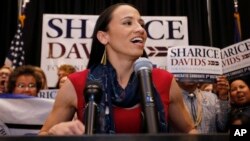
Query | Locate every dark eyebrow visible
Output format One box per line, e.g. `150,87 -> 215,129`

122,16 -> 145,24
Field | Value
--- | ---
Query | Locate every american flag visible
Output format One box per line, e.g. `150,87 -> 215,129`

4,20 -> 25,69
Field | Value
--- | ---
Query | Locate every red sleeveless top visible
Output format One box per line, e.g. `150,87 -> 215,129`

68,68 -> 172,133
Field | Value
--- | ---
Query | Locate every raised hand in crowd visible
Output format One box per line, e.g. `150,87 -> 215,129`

214,75 -> 230,101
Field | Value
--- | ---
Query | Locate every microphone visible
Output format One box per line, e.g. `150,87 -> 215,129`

133,57 -> 158,133
84,81 -> 102,135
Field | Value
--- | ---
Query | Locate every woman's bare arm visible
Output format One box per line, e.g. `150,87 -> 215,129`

39,79 -> 85,135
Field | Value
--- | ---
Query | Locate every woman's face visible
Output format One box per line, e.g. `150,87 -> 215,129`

0,68 -> 11,93
200,83 -> 213,93
104,5 -> 147,60
230,80 -> 250,106
13,75 -> 38,97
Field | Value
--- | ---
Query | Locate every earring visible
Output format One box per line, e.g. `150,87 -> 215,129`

101,47 -> 107,65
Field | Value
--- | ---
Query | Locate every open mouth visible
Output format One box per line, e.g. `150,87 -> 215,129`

131,37 -> 143,43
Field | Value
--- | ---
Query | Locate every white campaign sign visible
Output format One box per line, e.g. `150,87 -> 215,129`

221,38 -> 250,80
41,14 -> 188,87
167,39 -> 250,82
167,45 -> 222,82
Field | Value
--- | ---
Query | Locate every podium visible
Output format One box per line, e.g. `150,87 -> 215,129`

0,133 -> 229,141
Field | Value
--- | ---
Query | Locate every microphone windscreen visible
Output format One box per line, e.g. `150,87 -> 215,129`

133,57 -> 153,73
84,81 -> 102,103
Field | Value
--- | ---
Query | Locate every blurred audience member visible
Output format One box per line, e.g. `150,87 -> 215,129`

176,76 -> 229,133
34,66 -> 48,89
229,78 -> 250,119
7,65 -> 42,96
0,66 -> 12,94
199,83 -> 213,93
56,64 -> 76,88
57,64 -> 76,79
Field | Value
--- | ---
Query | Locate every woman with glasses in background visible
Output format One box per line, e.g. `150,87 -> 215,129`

7,65 -> 42,97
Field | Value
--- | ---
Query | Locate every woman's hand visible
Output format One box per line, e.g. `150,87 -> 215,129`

215,75 -> 229,101
48,119 -> 85,135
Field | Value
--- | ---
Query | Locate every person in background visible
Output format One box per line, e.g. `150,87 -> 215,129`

7,65 -> 42,97
57,64 -> 76,79
228,78 -> 250,124
39,3 -> 197,135
55,64 -> 76,88
0,66 -> 12,94
176,75 -> 230,133
199,83 -> 213,93
34,66 -> 48,89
